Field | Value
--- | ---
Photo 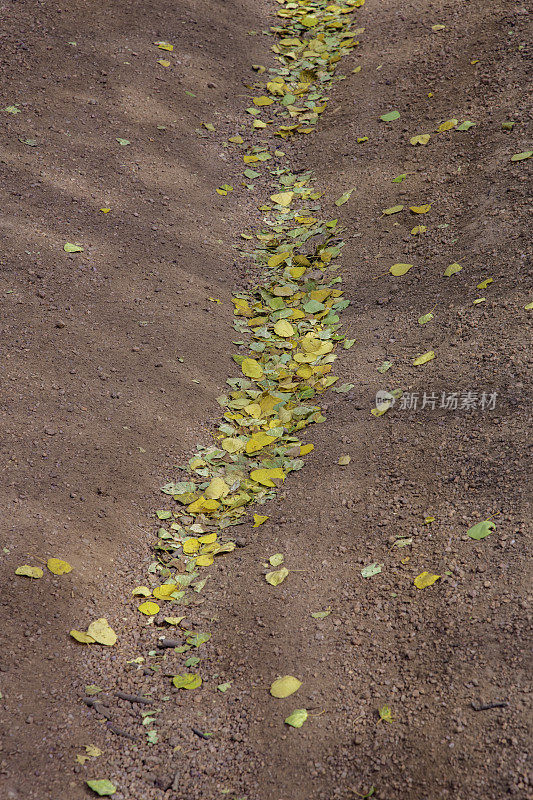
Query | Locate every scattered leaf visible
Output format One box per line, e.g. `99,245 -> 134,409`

418,311 -> 434,325
335,188 -> 354,206
86,618 -> 117,646
217,682 -> 232,693
378,705 -> 394,723
47,558 -> 72,575
380,110 -> 400,122
389,263 -> 413,276
253,514 -> 269,527
410,134 -> 431,145
285,708 -> 308,728
64,243 -> 84,253
86,780 -> 116,796
443,262 -> 462,277
392,173 -> 407,183
311,609 -> 331,619
15,565 -> 43,578
338,455 -> 351,465
414,571 -> 440,589
115,138 -> 130,146
270,675 -> 301,698
409,204 -> 431,214
361,562 -> 382,578
467,520 -> 496,540
437,118 -> 458,133
411,225 -> 427,235
70,630 -> 96,644
265,566 -> 289,586
138,601 -> 160,616
510,151 -> 532,162
412,350 -> 435,366
172,673 -> 202,690
268,553 -> 284,567
456,120 -> 475,130
382,205 -> 404,215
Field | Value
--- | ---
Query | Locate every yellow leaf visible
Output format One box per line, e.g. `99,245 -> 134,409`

99,207 -> 111,213
246,431 -> 277,454
138,601 -> 160,616
195,554 -> 214,566
414,571 -> 440,589
411,225 -> 427,235
221,437 -> 245,453
47,558 -> 72,575
228,135 -> 244,143
410,134 -> 431,145
156,41 -> 173,51
431,24 -> 446,31
382,204 -> 404,215
86,618 -> 117,645
273,319 -> 294,338
84,745 -> 102,758
300,443 -> 314,455
70,630 -> 95,644
253,96 -> 274,106
477,277 -> 493,290
250,467 -> 286,487
268,251 -> 291,268
265,566 -> 289,586
413,351 -> 435,366
131,586 -> 151,597
437,118 -> 458,132
205,477 -> 230,500
270,675 -> 302,698
157,59 -> 170,67
270,191 -> 294,207
338,455 -> 351,465
153,584 -> 179,600
389,263 -> 413,276
198,532 -> 217,544
15,565 -> 43,578
241,357 -> 264,380
253,514 -> 269,527
409,204 -> 431,214
444,262 -> 462,277
183,538 -> 200,554
164,616 -> 185,626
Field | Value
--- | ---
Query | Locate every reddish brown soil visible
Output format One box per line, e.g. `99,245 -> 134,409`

0,0 -> 531,799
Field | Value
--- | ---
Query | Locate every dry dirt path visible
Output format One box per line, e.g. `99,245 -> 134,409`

0,1 -> 531,799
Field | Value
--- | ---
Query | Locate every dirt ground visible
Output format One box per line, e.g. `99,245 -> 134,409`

0,0 -> 530,799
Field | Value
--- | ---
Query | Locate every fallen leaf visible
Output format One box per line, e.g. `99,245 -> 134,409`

443,262 -> 462,277
70,630 -> 96,644
242,357 -> 264,380
411,225 -> 427,235
418,311 -> 434,325
338,455 -> 351,465
410,134 -> 431,145
217,682 -> 231,693
378,705 -> 394,723
380,110 -> 400,122
431,24 -> 446,31
4,105 -> 21,114
382,205 -> 404,215
392,173 -> 407,183
311,609 -> 331,619
86,779 -> 116,796
253,514 -> 269,527
138,601 -> 160,616
437,118 -> 458,132
269,553 -> 284,567
377,360 -> 392,373
157,59 -> 170,67
270,191 -> 294,207
86,618 -> 117,646
155,41 -> 173,51
414,571 -> 440,588
164,616 -> 185,626
467,520 -> 496,540
412,351 -> 435,366
115,138 -> 130,146
477,278 -> 493,290
64,243 -> 84,253
99,208 -> 111,213
361,562 -> 382,578
274,319 -> 295,337
270,675 -> 301,698
47,558 -> 72,575
389,263 -> 413,276
335,188 -> 354,206
265,566 -> 289,586
456,120 -> 475,130
285,708 -> 308,728
85,745 -> 102,758
250,467 -> 285,487
15,565 -> 43,578
393,537 -> 413,548
172,673 -> 202,690
409,204 -> 431,214
132,586 -> 151,597
510,151 -> 532,162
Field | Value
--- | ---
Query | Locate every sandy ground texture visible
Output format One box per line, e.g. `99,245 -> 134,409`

0,0 -> 531,799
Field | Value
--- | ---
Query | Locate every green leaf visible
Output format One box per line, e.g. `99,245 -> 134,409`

377,360 -> 392,373
361,562 -> 382,578
392,173 -> 407,183
379,705 -> 393,722
418,311 -> 434,325
244,168 -> 261,179
335,188 -> 354,206
456,120 -> 476,130
310,609 -> 331,619
217,682 -> 232,692
172,673 -> 202,689
380,110 -> 400,122
501,121 -> 515,131
284,708 -> 308,728
343,339 -> 356,349
510,151 -> 532,162
4,105 -> 21,114
116,138 -> 130,146
86,779 -> 117,796
332,383 -> 354,393
63,242 -> 84,253
467,520 -> 496,540
20,138 -> 38,146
